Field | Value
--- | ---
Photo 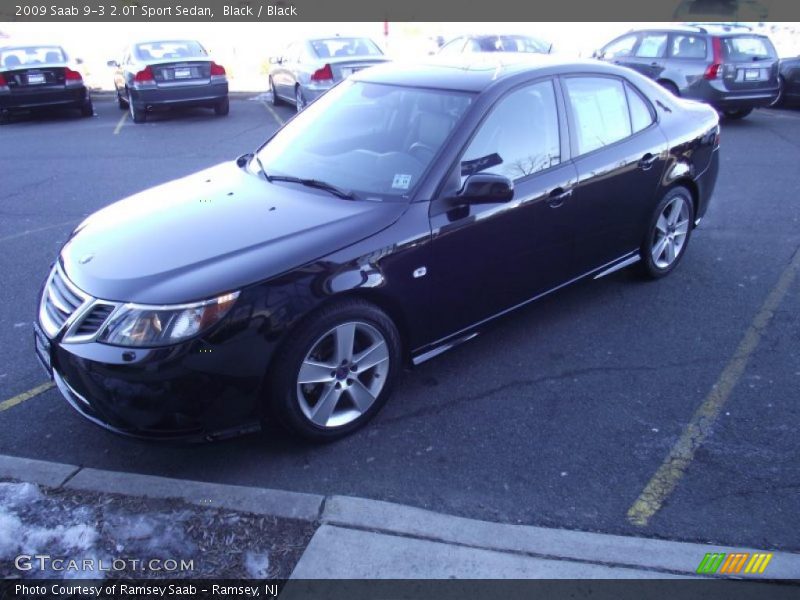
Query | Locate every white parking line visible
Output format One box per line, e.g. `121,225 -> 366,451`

113,112 -> 128,135
260,100 -> 285,126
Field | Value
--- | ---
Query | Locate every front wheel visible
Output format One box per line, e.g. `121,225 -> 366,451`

269,77 -> 282,106
639,187 -> 694,279
268,300 -> 401,442
295,86 -> 306,112
770,77 -> 785,107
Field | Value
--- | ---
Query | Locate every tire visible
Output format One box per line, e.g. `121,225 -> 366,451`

771,76 -> 785,107
722,108 -> 752,120
214,97 -> 230,116
639,186 -> 694,279
659,80 -> 680,97
128,90 -> 145,123
269,77 -> 282,106
80,99 -> 94,117
117,91 -> 128,110
267,299 -> 401,442
295,86 -> 306,112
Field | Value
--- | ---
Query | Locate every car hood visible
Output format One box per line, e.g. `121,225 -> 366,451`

61,161 -> 407,304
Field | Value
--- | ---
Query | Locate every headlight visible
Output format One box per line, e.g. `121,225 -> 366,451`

99,292 -> 240,347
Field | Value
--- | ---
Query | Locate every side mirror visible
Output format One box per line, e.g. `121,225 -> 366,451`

107,59 -> 119,67
456,173 -> 514,204
75,57 -> 84,65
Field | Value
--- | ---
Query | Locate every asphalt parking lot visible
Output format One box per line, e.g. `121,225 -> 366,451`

1,95 -> 799,552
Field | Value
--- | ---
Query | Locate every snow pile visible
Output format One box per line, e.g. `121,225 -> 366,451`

244,551 -> 270,578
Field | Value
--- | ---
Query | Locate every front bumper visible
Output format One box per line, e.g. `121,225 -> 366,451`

36,323 -> 267,441
130,81 -> 228,111
0,86 -> 88,111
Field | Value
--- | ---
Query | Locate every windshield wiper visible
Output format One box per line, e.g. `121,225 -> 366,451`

268,175 -> 357,200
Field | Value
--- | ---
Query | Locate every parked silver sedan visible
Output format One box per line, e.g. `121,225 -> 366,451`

269,37 -> 389,111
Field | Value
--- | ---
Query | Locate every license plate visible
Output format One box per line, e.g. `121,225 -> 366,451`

744,68 -> 761,81
33,322 -> 53,377
174,68 -> 191,79
27,73 -> 45,84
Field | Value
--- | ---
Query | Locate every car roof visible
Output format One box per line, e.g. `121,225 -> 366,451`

354,54 -> 625,92
622,24 -> 763,37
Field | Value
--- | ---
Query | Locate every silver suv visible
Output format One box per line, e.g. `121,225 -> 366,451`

596,25 -> 780,119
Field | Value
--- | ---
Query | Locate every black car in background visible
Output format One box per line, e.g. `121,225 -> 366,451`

596,25 -> 780,119
35,56 -> 719,442
0,45 -> 93,121
108,39 -> 229,123
775,55 -> 800,106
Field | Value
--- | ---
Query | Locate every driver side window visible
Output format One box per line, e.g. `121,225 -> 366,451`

460,80 -> 561,185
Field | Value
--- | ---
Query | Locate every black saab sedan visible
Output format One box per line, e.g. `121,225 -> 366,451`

0,45 -> 93,121
108,39 -> 229,123
35,55 -> 720,442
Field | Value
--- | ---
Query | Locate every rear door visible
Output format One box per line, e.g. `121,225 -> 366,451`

719,34 -> 779,92
663,33 -> 709,91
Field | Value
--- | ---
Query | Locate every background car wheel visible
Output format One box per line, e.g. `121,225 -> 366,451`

117,93 -> 128,110
295,86 -> 306,112
128,91 -> 146,123
80,100 -> 94,117
659,80 -> 680,97
214,98 -> 230,116
639,186 -> 694,279
267,299 -> 401,442
269,77 -> 282,106
771,77 -> 785,107
722,108 -> 753,120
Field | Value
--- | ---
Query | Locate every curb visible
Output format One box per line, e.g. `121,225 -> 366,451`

2,454 -> 798,578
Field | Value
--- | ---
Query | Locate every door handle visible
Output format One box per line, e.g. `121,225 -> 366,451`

547,187 -> 572,208
638,153 -> 659,170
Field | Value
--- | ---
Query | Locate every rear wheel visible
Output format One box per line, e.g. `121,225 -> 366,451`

639,186 -> 694,279
80,99 -> 94,117
269,77 -> 282,106
722,108 -> 753,120
128,90 -> 145,123
295,86 -> 306,112
659,80 -> 680,97
214,97 -> 230,116
117,91 -> 128,110
268,299 -> 401,442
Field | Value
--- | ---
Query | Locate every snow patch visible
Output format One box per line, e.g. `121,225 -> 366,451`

0,481 -> 44,507
244,551 -> 270,578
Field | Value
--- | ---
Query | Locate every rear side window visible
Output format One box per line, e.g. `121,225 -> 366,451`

602,34 -> 638,59
636,34 -> 668,58
670,34 -> 707,59
721,36 -> 776,60
626,84 -> 654,133
564,77 -> 631,155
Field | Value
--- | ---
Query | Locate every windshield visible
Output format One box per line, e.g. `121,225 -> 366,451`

255,80 -> 474,199
134,41 -> 208,61
0,46 -> 67,68
310,38 -> 383,59
474,35 -> 550,54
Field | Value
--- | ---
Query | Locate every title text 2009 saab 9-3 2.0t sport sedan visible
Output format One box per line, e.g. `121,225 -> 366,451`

35,55 -> 720,442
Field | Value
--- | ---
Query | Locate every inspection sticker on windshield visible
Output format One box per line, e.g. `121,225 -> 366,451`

392,174 -> 412,190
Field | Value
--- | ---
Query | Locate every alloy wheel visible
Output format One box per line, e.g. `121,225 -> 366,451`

296,321 -> 390,428
651,195 -> 690,269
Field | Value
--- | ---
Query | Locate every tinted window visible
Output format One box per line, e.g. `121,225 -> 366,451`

439,38 -> 466,56
721,36 -> 776,60
670,34 -> 707,59
473,35 -> 550,54
310,38 -> 382,59
626,84 -> 654,133
564,77 -> 631,155
636,34 -> 668,58
134,41 -> 207,61
0,46 -> 67,67
602,34 -> 637,59
461,80 -> 560,182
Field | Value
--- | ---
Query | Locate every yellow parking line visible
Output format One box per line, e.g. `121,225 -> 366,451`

627,245 -> 800,527
113,112 -> 128,135
0,382 -> 54,412
261,100 -> 285,126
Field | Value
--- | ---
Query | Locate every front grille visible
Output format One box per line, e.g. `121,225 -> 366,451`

71,303 -> 115,338
39,265 -> 89,338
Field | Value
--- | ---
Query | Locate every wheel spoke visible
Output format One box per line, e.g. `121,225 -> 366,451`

665,239 -> 676,264
310,383 -> 343,426
334,323 -> 356,364
674,219 -> 690,236
656,214 -> 669,234
353,340 -> 389,372
298,360 -> 336,384
348,379 -> 377,413
652,237 -> 668,263
668,200 -> 682,226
